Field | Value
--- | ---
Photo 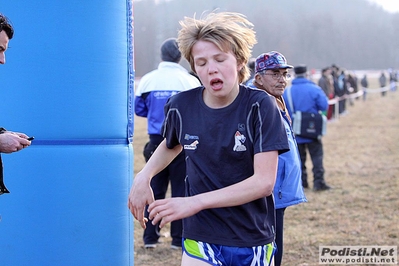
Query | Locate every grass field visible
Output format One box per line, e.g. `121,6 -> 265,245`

131,76 -> 399,266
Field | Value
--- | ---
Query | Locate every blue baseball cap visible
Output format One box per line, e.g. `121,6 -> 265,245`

255,51 -> 293,73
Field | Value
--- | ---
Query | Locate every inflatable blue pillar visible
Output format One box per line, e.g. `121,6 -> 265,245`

0,1 -> 134,265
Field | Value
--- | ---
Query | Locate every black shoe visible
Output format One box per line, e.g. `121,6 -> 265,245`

302,181 -> 309,188
313,184 -> 331,192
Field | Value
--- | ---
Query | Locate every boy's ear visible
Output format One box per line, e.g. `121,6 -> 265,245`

237,62 -> 245,72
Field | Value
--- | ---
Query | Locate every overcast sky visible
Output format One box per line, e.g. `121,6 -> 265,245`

368,0 -> 399,13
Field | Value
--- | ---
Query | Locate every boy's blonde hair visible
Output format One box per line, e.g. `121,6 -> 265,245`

178,12 -> 257,84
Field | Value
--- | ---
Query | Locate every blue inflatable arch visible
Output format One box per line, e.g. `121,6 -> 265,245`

0,1 -> 134,265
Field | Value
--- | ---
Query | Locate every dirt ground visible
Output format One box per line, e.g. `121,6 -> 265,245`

131,82 -> 399,265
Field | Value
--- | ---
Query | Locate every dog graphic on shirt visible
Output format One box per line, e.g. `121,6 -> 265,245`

233,131 -> 247,151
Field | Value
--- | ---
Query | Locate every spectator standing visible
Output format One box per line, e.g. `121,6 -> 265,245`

347,72 -> 358,94
283,65 -> 331,191
334,69 -> 348,115
379,71 -> 387,96
318,67 -> 334,119
253,51 -> 307,266
0,13 -> 32,195
346,72 -> 358,106
389,68 -> 397,92
128,12 -> 289,266
318,67 -> 332,97
360,74 -> 368,101
134,38 -> 201,249
330,67 -> 338,114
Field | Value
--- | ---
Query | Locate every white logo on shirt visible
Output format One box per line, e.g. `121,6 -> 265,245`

233,131 -> 247,151
184,140 -> 199,150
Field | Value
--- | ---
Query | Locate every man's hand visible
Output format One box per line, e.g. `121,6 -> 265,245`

0,131 -> 32,153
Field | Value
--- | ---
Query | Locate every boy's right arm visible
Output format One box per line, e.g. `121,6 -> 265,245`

127,139 -> 182,229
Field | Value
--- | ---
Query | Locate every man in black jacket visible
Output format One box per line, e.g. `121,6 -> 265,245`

0,13 -> 32,194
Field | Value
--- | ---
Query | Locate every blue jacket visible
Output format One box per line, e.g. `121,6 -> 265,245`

283,77 -> 328,144
244,83 -> 307,209
274,110 -> 307,209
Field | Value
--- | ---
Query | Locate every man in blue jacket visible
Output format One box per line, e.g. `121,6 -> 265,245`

252,51 -> 307,266
283,65 -> 331,191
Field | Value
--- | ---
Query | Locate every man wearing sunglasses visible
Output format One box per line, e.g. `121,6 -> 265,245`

252,51 -> 307,266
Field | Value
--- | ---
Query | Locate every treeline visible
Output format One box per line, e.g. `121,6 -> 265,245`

133,0 -> 399,77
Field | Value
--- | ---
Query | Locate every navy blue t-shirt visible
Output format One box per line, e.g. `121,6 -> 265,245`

162,85 -> 289,247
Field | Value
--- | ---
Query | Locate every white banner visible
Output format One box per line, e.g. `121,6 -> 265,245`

319,246 -> 397,264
